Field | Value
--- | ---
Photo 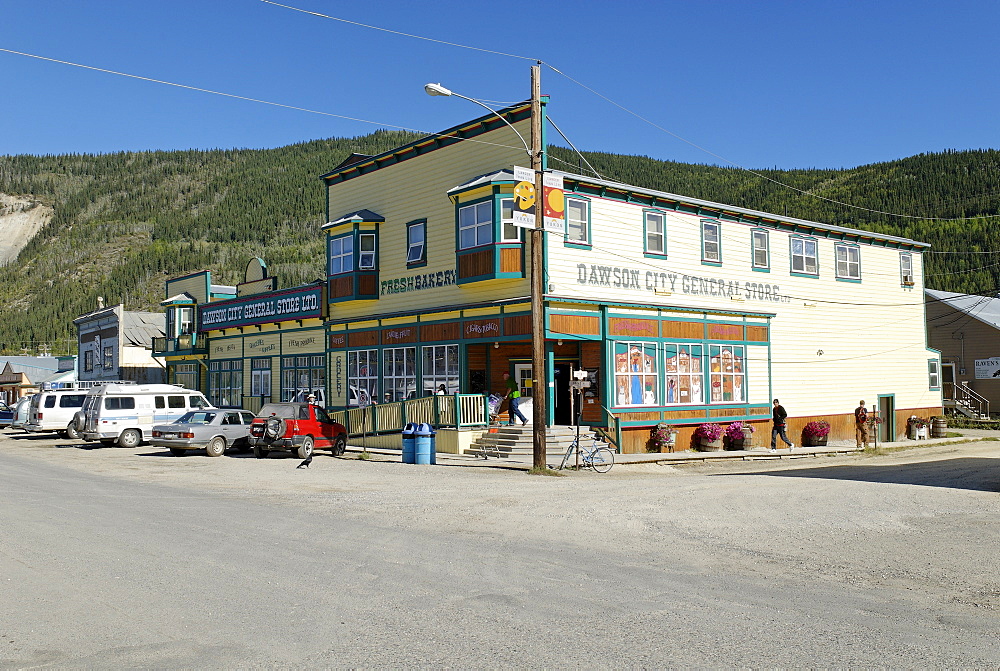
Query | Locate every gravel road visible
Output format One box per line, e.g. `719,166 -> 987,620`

2,430 -> 999,667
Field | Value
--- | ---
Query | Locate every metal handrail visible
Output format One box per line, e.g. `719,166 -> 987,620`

956,382 -> 990,418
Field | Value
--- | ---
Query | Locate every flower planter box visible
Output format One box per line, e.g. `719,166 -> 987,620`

698,438 -> 723,451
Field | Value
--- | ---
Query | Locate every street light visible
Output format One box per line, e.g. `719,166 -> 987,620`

424,83 -> 532,157
425,69 -> 548,470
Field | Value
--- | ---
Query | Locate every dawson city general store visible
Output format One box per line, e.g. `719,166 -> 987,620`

154,98 -> 941,452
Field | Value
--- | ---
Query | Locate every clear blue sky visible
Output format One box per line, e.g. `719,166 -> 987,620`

1,0 -> 997,169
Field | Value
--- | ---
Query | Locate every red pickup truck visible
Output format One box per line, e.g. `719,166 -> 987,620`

248,402 -> 348,460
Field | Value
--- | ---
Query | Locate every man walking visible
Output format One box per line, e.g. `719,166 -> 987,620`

502,372 -> 528,425
855,400 -> 870,449
770,398 -> 794,450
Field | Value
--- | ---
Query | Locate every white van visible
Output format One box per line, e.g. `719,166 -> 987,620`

78,384 -> 214,448
27,389 -> 90,438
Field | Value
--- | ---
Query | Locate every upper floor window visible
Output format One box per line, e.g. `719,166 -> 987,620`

835,243 -> 860,280
358,233 -> 376,270
406,220 -> 426,265
459,201 -> 493,249
752,229 -> 769,269
329,235 -> 353,275
645,211 -> 666,256
500,198 -> 521,242
928,358 -> 941,390
565,197 -> 590,245
701,220 -> 721,263
900,253 -> 914,285
177,307 -> 194,335
791,236 -> 818,275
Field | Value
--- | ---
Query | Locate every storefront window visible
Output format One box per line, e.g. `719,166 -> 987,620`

664,344 -> 703,405
282,355 -> 326,403
613,341 -> 658,406
347,350 -> 377,406
709,344 -> 745,403
422,344 -> 459,395
172,362 -> 199,390
383,347 -> 416,402
209,360 -> 242,407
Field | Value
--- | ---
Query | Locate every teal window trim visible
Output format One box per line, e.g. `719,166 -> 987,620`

406,219 -> 427,268
834,242 -> 861,281
900,252 -> 914,286
751,228 -> 770,271
328,232 -> 354,276
790,235 -> 819,277
700,219 -> 721,265
564,195 -> 592,248
499,196 -> 523,244
358,231 -> 378,271
455,196 -> 495,251
928,358 -> 941,390
643,208 -> 667,258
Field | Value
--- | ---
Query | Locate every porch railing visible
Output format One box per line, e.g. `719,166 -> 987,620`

955,382 -> 990,418
330,393 -> 491,437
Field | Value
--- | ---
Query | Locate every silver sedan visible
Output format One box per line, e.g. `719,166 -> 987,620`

150,410 -> 257,457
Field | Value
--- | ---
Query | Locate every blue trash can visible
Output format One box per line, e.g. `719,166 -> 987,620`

401,423 -> 417,464
415,423 -> 437,465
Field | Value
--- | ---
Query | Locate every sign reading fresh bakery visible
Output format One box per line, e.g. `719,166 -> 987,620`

576,264 -> 790,303
198,287 -> 322,331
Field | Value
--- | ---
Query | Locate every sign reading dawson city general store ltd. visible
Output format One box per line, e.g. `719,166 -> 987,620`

198,287 -> 322,331
576,264 -> 791,303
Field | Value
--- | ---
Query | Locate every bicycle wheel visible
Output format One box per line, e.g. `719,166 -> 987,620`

590,446 -> 614,473
558,440 -> 578,470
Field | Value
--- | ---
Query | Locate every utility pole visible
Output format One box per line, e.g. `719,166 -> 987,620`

530,63 -> 547,469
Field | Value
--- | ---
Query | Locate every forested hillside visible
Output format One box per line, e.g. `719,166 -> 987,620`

1,135 -> 998,355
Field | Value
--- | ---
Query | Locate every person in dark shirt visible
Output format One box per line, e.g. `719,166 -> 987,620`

854,400 -> 869,449
770,398 -> 794,450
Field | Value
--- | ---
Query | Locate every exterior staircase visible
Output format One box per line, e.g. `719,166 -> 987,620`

468,424 -> 602,459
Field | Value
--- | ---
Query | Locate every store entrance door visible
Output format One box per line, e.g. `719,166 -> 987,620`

511,362 -> 576,425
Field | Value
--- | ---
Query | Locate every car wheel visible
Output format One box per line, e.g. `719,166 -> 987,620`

296,436 -> 314,460
118,429 -> 142,449
206,436 -> 226,458
169,447 -> 187,457
253,444 -> 270,459
65,422 -> 80,440
332,434 -> 347,456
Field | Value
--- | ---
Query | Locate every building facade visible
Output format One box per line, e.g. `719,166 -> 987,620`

74,303 -> 166,384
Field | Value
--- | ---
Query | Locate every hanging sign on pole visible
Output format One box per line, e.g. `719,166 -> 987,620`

512,166 -> 536,229
542,172 -> 565,234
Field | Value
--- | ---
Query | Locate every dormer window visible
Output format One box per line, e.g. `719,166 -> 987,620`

329,235 -> 353,275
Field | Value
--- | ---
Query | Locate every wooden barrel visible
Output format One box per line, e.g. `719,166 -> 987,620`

930,417 -> 947,438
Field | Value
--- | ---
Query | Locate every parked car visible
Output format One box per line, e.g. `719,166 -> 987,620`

150,409 -> 257,457
10,396 -> 33,431
248,402 -> 347,459
0,401 -> 15,428
78,383 -> 213,448
26,389 -> 89,438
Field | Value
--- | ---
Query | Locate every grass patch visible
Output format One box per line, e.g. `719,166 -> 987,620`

358,451 -> 372,460
528,466 -> 565,477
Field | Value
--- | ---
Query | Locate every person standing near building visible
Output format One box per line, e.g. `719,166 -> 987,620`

502,372 -> 527,425
770,398 -> 794,450
855,400 -> 870,449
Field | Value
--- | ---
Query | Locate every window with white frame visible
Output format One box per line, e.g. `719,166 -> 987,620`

250,358 -> 271,398
900,253 -> 914,285
708,344 -> 745,403
791,237 -> 818,275
835,244 -> 861,279
664,344 -> 703,405
383,347 -> 416,402
500,198 -> 521,242
406,221 -> 426,264
645,211 -> 665,255
421,344 -> 459,396
613,341 -> 658,406
928,358 -> 941,389
752,229 -> 769,269
358,233 -> 376,270
565,198 -> 590,244
281,356 -> 325,403
702,220 -> 721,262
209,359 -> 242,407
176,307 -> 194,335
329,235 -> 353,275
458,201 -> 493,250
347,350 -> 377,406
103,346 -> 114,370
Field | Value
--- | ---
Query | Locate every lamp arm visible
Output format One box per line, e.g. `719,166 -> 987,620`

450,93 -> 532,157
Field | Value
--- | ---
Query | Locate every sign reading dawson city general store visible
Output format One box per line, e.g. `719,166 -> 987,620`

576,264 -> 791,303
198,286 -> 322,331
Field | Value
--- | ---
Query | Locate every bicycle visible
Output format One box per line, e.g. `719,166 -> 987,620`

558,435 -> 614,473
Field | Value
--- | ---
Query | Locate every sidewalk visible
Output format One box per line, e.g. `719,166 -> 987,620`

346,428 -> 999,471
